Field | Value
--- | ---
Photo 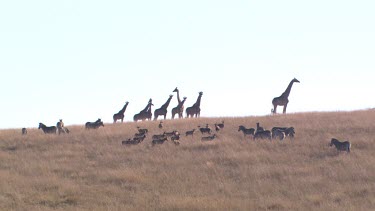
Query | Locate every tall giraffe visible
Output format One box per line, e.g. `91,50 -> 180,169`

186,92 -> 203,118
272,78 -> 300,114
171,87 -> 185,119
172,97 -> 187,119
154,95 -> 173,120
113,101 -> 129,123
134,99 -> 153,121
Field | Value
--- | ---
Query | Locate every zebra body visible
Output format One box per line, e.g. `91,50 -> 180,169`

38,123 -> 57,134
330,138 -> 351,153
85,119 -> 104,130
254,130 -> 272,140
238,126 -> 255,137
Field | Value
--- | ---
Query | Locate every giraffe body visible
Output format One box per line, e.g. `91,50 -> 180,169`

171,87 -> 186,119
272,78 -> 300,114
134,99 -> 153,122
172,97 -> 187,119
113,101 -> 129,123
154,95 -> 173,120
186,92 -> 203,118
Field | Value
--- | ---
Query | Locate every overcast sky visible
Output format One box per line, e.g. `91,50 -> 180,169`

0,0 -> 374,129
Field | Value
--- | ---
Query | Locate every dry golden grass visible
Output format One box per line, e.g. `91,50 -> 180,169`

0,110 -> 374,210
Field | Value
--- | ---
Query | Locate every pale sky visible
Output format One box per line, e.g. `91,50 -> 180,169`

0,1 -> 374,129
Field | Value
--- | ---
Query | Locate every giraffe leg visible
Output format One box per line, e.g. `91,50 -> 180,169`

273,105 -> 277,114
283,104 -> 287,114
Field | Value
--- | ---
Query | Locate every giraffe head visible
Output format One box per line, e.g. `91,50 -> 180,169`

173,87 -> 179,92
169,95 -> 173,98
293,78 -> 300,83
199,92 -> 203,95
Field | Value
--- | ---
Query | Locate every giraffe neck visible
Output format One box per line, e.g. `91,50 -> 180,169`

194,95 -> 202,108
281,80 -> 295,98
119,103 -> 129,114
176,90 -> 181,104
141,102 -> 150,113
178,99 -> 187,108
161,97 -> 173,109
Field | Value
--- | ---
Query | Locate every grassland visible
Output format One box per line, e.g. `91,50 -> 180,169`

0,110 -> 374,210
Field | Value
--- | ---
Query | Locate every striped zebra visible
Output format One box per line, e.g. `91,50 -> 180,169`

330,138 -> 351,153
38,123 -> 57,134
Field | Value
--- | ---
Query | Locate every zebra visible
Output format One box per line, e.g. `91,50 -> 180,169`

254,130 -> 272,140
38,123 -> 57,134
271,127 -> 295,139
238,126 -> 255,137
152,137 -> 168,146
330,138 -> 351,153
216,121 -> 224,129
198,125 -> 211,134
272,129 -> 286,141
85,119 -> 104,130
185,129 -> 196,137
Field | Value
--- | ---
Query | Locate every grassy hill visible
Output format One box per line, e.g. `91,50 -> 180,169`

0,110 -> 374,210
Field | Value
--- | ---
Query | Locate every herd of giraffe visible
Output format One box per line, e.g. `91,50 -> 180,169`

113,87 -> 204,123
114,78 -> 300,123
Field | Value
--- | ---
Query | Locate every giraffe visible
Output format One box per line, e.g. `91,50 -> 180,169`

186,92 -> 203,118
113,101 -> 129,123
154,95 -> 173,120
171,87 -> 185,119
172,97 -> 187,119
133,99 -> 153,121
272,78 -> 300,114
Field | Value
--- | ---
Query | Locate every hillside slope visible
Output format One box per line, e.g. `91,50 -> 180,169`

0,110 -> 374,210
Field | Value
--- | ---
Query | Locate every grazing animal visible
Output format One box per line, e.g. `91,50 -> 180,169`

56,119 -> 67,135
186,92 -> 203,118
198,125 -> 211,134
216,121 -> 224,129
201,134 -> 217,141
38,123 -> 57,134
154,95 -> 173,120
85,119 -> 104,130
172,97 -> 187,119
214,124 -> 221,132
185,129 -> 196,137
122,137 -> 143,145
272,78 -> 300,114
171,87 -> 185,119
272,129 -> 286,140
170,134 -> 181,145
137,127 -> 148,135
152,133 -> 166,140
158,121 -> 163,129
134,132 -> 147,138
330,138 -> 351,153
165,130 -> 179,138
152,137 -> 168,145
113,101 -> 129,123
271,127 -> 295,138
21,128 -> 27,135
254,130 -> 272,140
134,99 -> 153,121
238,125 -> 255,137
